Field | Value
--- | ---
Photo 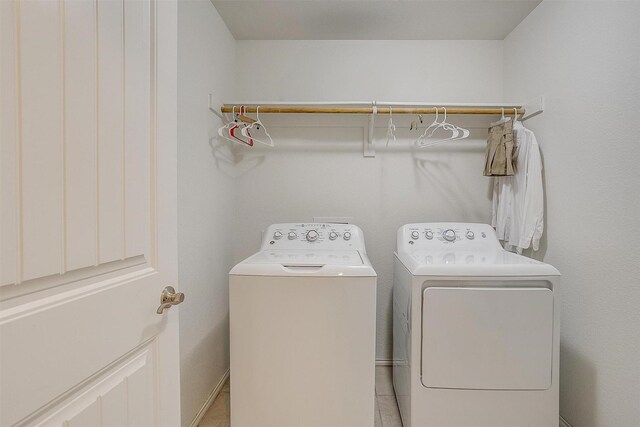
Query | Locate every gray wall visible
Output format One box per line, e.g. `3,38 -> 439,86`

504,2 -> 640,425
177,1 -> 236,425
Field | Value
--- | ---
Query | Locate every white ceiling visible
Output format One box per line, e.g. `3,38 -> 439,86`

211,0 -> 542,40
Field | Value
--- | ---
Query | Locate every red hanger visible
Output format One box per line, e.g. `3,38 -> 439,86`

229,106 -> 254,146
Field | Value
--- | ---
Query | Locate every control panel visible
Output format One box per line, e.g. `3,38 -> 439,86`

260,223 -> 366,252
398,223 -> 502,252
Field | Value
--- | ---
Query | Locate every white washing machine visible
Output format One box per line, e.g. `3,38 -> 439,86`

393,223 -> 560,427
229,223 -> 377,427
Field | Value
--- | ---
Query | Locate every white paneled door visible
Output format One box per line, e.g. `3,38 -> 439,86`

0,0 -> 180,426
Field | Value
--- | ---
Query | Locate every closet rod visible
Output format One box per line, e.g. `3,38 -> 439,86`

220,106 -> 525,115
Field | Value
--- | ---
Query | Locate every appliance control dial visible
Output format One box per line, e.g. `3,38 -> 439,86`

425,230 -> 434,240
442,229 -> 456,242
411,231 -> 420,240
273,231 -> 283,240
288,232 -> 297,240
343,231 -> 352,241
329,231 -> 339,240
466,230 -> 475,240
306,230 -> 319,242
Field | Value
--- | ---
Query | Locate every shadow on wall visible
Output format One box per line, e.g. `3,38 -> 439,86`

560,343 -> 598,426
413,154 -> 488,220
210,124 -> 489,184
208,136 -> 265,178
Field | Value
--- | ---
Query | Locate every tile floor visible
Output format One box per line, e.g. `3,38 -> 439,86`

198,366 -> 402,427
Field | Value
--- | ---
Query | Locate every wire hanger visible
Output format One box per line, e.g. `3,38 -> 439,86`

241,106 -> 274,147
386,107 -> 396,146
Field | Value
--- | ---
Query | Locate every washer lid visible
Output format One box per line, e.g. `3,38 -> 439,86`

246,249 -> 364,266
230,250 -> 376,277
397,250 -> 560,276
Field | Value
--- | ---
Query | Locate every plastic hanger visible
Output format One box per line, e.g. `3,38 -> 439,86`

512,107 -> 519,123
229,106 -> 254,146
418,107 -> 471,148
241,106 -> 274,147
426,108 -> 460,141
442,108 -> 470,143
415,108 -> 442,146
386,107 -> 396,146
420,126 -> 469,148
236,106 -> 256,125
218,106 -> 254,147
417,108 -> 459,146
421,118 -> 471,147
490,108 -> 511,127
218,106 -> 244,145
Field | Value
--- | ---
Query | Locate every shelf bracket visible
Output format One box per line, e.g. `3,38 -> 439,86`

208,93 -> 225,120
522,96 -> 544,121
364,101 -> 377,157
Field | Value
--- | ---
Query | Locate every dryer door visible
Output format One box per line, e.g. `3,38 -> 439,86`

421,286 -> 553,390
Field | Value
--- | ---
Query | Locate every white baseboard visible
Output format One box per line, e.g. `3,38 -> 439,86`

560,416 -> 573,427
189,368 -> 230,427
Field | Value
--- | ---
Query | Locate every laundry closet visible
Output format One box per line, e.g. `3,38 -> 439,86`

182,2 -> 640,426
1,1 -> 639,427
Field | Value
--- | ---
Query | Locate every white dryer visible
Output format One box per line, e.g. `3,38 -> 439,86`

393,223 -> 560,427
230,223 -> 377,427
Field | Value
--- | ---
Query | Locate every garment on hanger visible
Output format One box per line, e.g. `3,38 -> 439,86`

492,121 -> 544,253
484,119 -> 516,176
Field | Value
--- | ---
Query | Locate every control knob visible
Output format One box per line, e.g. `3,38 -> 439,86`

442,229 -> 456,242
288,232 -> 297,240
329,231 -> 339,240
466,230 -> 475,240
343,231 -> 352,241
411,231 -> 420,240
273,231 -> 283,240
306,230 -> 319,242
425,230 -> 434,240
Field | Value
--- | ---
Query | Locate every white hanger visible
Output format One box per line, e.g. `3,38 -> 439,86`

415,107 -> 441,146
417,107 -> 470,148
241,106 -> 274,147
426,108 -> 460,141
218,106 -> 254,147
423,116 -> 471,147
443,108 -> 470,143
490,107 -> 511,127
218,106 -> 240,144
417,108 -> 460,147
386,106 -> 396,146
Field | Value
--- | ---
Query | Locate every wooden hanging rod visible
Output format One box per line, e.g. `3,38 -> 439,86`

220,106 -> 525,116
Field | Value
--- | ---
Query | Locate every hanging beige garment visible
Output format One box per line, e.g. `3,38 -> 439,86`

484,119 -> 516,176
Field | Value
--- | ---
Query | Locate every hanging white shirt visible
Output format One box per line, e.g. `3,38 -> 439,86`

491,121 -> 544,252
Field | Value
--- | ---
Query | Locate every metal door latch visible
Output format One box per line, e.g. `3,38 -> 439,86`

157,286 -> 185,314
